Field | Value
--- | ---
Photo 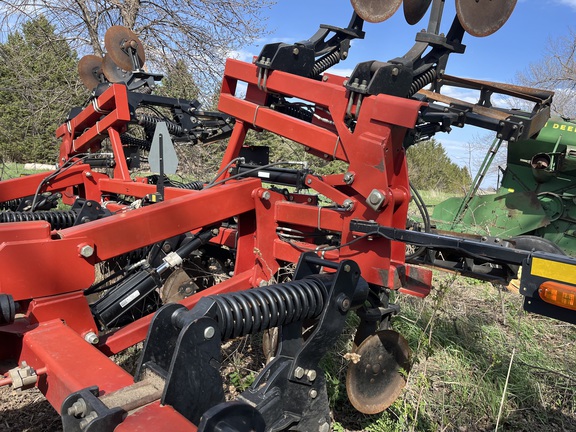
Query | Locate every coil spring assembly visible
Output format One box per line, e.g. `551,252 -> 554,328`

274,104 -> 314,123
136,114 -> 184,136
312,51 -> 341,77
409,69 -> 437,97
179,181 -> 204,190
0,199 -> 24,211
121,134 -> 152,150
208,278 -> 327,340
0,210 -> 77,230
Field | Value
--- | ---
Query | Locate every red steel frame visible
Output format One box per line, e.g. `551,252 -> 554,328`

0,59 -> 433,427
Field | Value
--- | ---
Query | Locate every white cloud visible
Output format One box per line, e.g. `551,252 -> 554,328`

556,0 -> 576,10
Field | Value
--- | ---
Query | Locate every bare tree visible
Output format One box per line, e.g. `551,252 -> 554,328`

516,29 -> 576,118
0,0 -> 275,95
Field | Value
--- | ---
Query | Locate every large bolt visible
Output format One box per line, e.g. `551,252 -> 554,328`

306,369 -> 317,381
294,367 -> 305,379
67,398 -> 87,417
78,244 -> 94,258
79,411 -> 98,429
343,172 -> 355,185
84,332 -> 99,345
369,191 -> 383,205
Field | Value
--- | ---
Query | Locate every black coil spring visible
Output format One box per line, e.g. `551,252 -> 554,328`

179,181 -> 204,190
409,69 -> 437,97
0,210 -> 77,230
311,51 -> 341,77
209,278 -> 327,340
277,104 -> 314,123
121,134 -> 152,150
136,114 -> 183,136
0,199 -> 23,211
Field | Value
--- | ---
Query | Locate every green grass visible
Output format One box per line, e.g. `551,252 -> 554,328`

0,162 -> 48,180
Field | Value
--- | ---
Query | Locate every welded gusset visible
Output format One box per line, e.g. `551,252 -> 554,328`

76,254 -> 368,431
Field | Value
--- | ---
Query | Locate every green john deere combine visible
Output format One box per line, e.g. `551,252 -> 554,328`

431,117 -> 576,256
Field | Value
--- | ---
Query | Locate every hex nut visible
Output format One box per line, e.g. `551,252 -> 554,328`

79,244 -> 94,258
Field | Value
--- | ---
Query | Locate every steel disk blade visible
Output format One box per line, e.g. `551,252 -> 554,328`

346,330 -> 411,414
104,25 -> 145,71
102,54 -> 132,83
403,0 -> 432,25
350,0 -> 403,23
78,55 -> 104,90
456,0 -> 517,37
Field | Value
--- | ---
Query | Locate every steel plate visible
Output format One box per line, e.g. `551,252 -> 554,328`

104,25 -> 145,71
403,0 -> 432,25
346,330 -> 411,414
456,0 -> 517,37
350,0 -> 403,23
78,55 -> 104,90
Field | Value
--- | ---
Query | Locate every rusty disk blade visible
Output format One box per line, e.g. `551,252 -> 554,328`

102,54 -> 132,83
346,330 -> 411,414
78,55 -> 104,90
403,0 -> 432,25
350,0 -> 403,23
104,25 -> 145,71
160,268 -> 198,303
456,0 -> 517,37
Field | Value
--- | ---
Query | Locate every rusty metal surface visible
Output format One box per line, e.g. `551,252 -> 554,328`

418,88 -> 511,121
346,330 -> 411,414
441,74 -> 554,103
78,55 -> 103,90
350,0 -> 402,23
102,53 -> 132,83
456,0 -> 517,37
403,0 -> 432,25
104,25 -> 145,70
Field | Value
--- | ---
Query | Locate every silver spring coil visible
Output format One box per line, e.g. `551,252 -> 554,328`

209,278 -> 327,340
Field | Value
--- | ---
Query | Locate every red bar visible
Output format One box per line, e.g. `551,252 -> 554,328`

60,179 -> 261,261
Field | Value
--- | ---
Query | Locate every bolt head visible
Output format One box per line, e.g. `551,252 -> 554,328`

79,244 -> 94,258
309,389 -> 318,399
306,369 -> 317,381
294,367 -> 305,379
204,326 -> 215,340
84,331 -> 99,345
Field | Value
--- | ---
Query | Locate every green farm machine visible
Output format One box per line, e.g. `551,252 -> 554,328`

419,116 -> 576,258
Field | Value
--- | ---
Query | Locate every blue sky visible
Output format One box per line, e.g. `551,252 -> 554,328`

238,1 -> 576,185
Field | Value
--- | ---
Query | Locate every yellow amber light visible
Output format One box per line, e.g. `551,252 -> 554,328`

538,281 -> 576,311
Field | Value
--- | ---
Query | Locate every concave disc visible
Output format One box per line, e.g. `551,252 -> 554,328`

102,54 -> 132,83
403,0 -> 432,25
456,0 -> 517,37
78,55 -> 104,90
346,330 -> 411,414
350,0 -> 403,23
160,268 -> 197,303
104,25 -> 145,70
